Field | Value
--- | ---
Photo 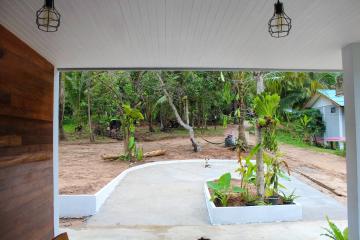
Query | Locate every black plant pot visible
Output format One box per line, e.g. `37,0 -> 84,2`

267,195 -> 282,205
245,201 -> 257,206
283,200 -> 294,205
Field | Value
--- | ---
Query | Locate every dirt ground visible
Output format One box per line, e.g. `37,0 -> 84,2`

59,126 -> 347,205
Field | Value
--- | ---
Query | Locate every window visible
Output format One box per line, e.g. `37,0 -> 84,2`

331,107 -> 336,113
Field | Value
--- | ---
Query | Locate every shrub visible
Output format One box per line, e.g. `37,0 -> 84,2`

287,109 -> 325,144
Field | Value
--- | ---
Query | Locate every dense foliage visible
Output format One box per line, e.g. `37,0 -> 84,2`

61,70 -> 340,151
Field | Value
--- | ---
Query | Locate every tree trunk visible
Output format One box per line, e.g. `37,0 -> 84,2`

256,126 -> 264,198
123,126 -> 130,156
59,72 -> 66,140
235,73 -> 248,151
87,77 -> 95,143
237,99 -> 248,151
148,112 -> 155,132
159,106 -> 164,131
254,71 -> 265,198
254,71 -> 265,94
146,96 -> 155,132
156,72 -> 200,152
184,96 -> 189,125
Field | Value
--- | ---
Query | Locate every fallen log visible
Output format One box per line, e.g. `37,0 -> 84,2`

101,154 -> 119,161
101,149 -> 166,161
143,149 -> 166,158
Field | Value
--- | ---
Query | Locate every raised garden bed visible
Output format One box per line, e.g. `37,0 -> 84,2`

204,177 -> 303,225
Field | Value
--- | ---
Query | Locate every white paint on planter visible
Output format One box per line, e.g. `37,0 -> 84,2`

59,159 -> 237,218
204,179 -> 303,225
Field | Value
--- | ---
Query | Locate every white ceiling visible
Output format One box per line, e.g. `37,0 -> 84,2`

1,0 -> 360,70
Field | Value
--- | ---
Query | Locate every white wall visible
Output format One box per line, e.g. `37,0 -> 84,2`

312,95 -> 334,108
312,96 -> 343,140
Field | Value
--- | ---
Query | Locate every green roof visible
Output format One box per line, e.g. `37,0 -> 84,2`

318,89 -> 344,106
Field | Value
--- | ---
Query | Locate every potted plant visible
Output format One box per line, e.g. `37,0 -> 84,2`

280,190 -> 299,205
264,152 -> 290,205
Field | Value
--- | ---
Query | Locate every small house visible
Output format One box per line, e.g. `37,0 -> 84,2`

305,89 -> 345,149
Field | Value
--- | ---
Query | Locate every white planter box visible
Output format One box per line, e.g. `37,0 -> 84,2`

204,180 -> 303,225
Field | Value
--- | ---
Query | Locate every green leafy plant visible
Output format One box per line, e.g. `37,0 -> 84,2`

295,114 -> 312,143
288,109 -> 326,145
322,216 -> 348,240
236,144 -> 260,189
253,94 -> 281,152
263,152 -> 290,196
280,189 -> 299,204
208,173 -> 245,207
253,94 -> 281,120
121,104 -> 144,161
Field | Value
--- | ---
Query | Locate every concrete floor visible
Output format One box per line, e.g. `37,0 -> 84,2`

65,220 -> 348,240
63,160 -> 347,239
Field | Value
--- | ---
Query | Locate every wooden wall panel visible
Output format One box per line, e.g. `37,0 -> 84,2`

0,24 -> 54,240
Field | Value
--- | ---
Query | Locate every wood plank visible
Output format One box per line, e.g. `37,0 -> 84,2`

0,24 -> 53,72
0,24 -> 54,240
0,144 -> 52,158
0,161 -> 53,240
0,90 -> 10,104
0,157 -> 51,181
0,50 -> 54,85
0,135 -> 21,147
0,150 -> 52,168
0,116 -> 52,137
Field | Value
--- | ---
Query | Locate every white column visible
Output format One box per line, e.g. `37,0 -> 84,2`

342,43 -> 360,240
53,69 -> 60,236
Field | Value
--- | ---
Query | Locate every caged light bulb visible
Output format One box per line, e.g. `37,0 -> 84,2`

268,0 -> 292,38
36,0 -> 61,32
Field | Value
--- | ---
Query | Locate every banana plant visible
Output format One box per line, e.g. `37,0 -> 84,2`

121,104 -> 144,161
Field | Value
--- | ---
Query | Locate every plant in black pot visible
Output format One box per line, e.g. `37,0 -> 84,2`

264,152 -> 290,205
280,189 -> 299,205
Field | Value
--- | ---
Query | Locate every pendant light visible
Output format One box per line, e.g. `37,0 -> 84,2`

36,0 -> 61,32
268,0 -> 292,38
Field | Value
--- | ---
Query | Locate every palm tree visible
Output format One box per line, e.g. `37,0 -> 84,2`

264,72 -> 328,112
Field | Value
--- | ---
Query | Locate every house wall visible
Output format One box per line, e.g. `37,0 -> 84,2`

312,96 -> 344,140
312,95 -> 334,108
0,25 -> 54,239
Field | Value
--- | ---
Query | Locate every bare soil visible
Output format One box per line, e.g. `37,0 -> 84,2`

59,125 -> 347,204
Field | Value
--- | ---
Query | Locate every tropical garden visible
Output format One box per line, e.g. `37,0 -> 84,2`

60,70 -> 347,239
60,70 -> 343,159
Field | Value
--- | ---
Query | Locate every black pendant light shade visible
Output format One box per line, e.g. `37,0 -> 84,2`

36,0 -> 61,32
268,0 -> 292,38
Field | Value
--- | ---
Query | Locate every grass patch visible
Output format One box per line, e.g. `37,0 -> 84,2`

62,121 -> 225,143
276,129 -> 346,157
136,125 -> 225,141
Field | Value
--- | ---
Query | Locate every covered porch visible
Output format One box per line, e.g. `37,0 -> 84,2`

1,0 -> 360,239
